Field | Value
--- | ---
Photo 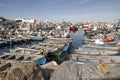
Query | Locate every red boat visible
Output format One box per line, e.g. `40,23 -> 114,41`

82,25 -> 90,30
70,25 -> 78,31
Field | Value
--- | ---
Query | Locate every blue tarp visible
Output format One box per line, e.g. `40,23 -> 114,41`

36,57 -> 46,65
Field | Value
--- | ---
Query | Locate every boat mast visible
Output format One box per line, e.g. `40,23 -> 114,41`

9,30 -> 12,53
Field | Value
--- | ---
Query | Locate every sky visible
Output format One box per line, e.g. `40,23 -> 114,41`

0,0 -> 120,22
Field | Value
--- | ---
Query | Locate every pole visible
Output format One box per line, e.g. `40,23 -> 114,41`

9,31 -> 12,53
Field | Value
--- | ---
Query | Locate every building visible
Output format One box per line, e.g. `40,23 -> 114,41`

15,18 -> 35,23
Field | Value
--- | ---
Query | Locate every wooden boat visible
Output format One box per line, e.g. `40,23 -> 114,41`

30,36 -> 44,41
0,53 -> 44,60
83,38 -> 96,42
0,62 -> 11,73
84,39 -> 119,45
70,54 -> 120,63
70,26 -> 78,31
0,53 -> 46,65
13,41 -> 70,58
62,43 -> 70,52
82,44 -> 120,51
36,57 -> 46,65
82,25 -> 90,30
0,41 -> 5,47
74,48 -> 120,56
13,47 -> 43,54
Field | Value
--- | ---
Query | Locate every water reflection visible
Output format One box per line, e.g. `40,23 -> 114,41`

70,28 -> 84,50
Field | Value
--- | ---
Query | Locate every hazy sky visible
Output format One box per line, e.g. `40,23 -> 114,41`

0,0 -> 120,22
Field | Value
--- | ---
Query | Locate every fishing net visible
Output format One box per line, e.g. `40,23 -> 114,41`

6,63 -> 44,80
50,61 -> 120,80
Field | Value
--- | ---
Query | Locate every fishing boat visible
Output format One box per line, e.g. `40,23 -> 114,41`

30,36 -> 44,41
0,53 -> 46,65
84,37 -> 119,45
70,25 -> 78,31
70,54 -> 120,63
0,41 -> 5,47
62,43 -> 71,52
82,44 -> 120,51
82,25 -> 90,30
74,47 -> 120,56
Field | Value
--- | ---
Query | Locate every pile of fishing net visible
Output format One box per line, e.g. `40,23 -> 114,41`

50,61 -> 120,80
6,63 -> 44,80
0,61 -> 58,80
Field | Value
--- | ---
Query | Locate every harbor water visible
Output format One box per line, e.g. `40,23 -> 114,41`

70,28 -> 84,50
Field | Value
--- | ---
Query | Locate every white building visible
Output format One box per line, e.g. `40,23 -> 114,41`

15,18 -> 35,23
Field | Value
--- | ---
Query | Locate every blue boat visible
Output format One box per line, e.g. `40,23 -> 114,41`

62,43 -> 70,52
0,42 -> 5,47
36,57 -> 46,65
0,41 -> 11,47
4,41 -> 10,45
31,37 -> 44,41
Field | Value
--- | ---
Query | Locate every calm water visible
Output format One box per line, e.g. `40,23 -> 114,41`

70,28 -> 84,50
